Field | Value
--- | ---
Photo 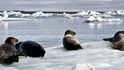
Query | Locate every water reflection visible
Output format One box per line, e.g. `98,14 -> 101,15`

88,21 -> 123,29
1,22 -> 9,38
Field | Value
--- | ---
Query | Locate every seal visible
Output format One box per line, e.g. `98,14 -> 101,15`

103,31 -> 124,51
15,41 -> 46,57
0,37 -> 19,64
63,30 -> 83,50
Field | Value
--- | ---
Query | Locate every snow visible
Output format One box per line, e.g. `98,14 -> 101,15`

32,12 -> 53,17
87,16 -> 96,22
74,64 -> 95,70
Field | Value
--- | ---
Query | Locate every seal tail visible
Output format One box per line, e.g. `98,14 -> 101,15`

103,38 -> 113,42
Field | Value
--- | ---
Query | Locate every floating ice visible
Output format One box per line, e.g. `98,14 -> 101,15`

32,12 -> 53,17
85,15 -> 123,23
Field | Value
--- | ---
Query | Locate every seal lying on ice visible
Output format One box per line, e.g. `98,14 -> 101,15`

63,30 -> 83,50
0,37 -> 19,64
103,31 -> 124,51
15,41 -> 46,57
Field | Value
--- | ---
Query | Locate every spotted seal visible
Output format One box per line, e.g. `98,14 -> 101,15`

0,37 -> 19,64
103,31 -> 124,50
15,41 -> 46,57
63,30 -> 83,50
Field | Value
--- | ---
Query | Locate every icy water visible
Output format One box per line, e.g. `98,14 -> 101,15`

0,16 -> 124,47
0,14 -> 124,70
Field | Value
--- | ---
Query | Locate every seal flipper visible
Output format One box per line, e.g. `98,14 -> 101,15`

103,38 -> 113,42
76,44 -> 83,49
